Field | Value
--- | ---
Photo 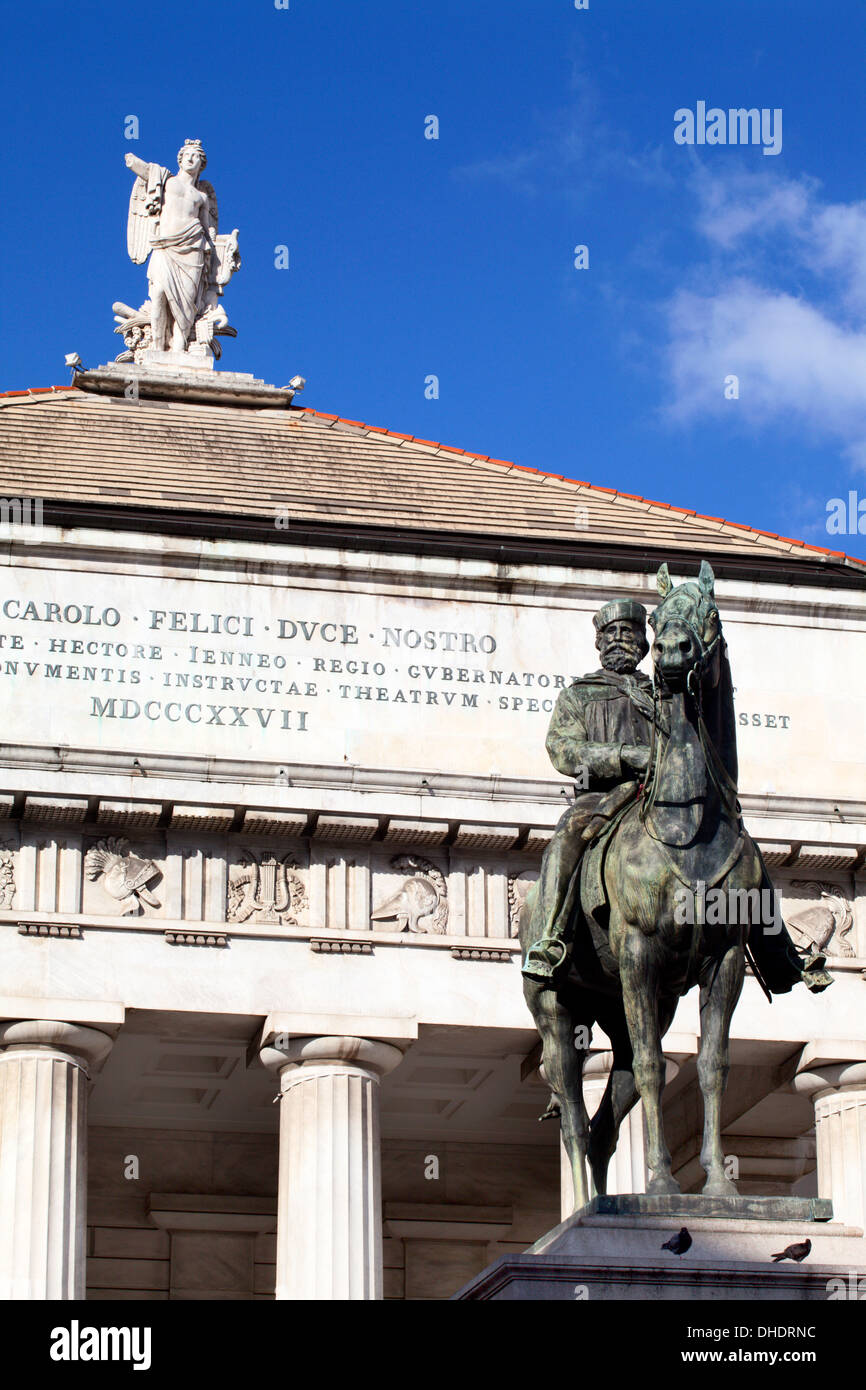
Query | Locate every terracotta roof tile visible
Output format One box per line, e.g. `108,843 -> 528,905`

0,389 -> 861,574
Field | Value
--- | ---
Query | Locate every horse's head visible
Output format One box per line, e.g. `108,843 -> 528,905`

649,560 -> 722,693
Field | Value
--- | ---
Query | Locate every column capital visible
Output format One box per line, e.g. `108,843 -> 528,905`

793,1041 -> 866,1099
0,1020 -> 114,1075
573,1050 -> 680,1087
259,1033 -> 404,1081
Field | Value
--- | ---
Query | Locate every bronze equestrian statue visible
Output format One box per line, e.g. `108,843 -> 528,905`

519,561 -> 830,1209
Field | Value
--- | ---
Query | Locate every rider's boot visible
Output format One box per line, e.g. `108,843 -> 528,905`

520,799 -> 596,984
799,950 -> 833,993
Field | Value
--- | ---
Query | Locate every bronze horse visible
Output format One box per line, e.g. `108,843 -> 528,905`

519,560 -> 765,1207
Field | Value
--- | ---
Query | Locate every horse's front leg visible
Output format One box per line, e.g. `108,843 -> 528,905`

698,942 -> 745,1196
588,991 -> 680,1195
618,925 -> 679,1195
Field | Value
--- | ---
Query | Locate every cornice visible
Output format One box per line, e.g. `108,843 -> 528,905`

0,746 -> 863,847
4,498 -> 865,592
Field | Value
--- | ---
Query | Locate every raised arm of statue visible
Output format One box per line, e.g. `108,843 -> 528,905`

124,152 -> 150,180
125,156 -> 168,265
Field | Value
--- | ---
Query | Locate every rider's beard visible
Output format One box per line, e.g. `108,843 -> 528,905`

602,642 -> 639,674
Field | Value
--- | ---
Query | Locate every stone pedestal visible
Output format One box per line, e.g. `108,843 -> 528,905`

140,346 -> 214,371
455,1195 -> 866,1300
794,1048 -> 866,1234
259,1034 -> 403,1300
0,1019 -> 113,1300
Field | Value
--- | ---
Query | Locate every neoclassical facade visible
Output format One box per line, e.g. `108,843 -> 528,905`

0,376 -> 864,1299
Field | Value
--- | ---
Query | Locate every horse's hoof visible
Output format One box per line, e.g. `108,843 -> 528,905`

702,1174 -> 739,1198
647,1172 -> 680,1196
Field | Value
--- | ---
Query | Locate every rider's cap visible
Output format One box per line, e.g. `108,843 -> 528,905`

593,599 -> 647,633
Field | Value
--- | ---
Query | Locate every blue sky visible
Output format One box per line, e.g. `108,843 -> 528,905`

2,0 -> 865,557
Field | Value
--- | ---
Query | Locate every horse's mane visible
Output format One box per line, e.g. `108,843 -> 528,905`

703,640 -> 738,790
651,566 -> 740,796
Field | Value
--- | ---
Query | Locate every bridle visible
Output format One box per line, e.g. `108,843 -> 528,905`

640,607 -> 739,830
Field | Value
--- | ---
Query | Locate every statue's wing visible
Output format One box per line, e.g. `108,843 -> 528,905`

200,179 -> 218,236
127,176 -> 152,264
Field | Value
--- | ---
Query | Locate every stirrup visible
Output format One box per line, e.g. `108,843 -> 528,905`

521,938 -> 568,981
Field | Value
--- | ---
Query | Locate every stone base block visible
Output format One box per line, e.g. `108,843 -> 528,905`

580,1194 -> 833,1222
76,363 -> 298,408
139,348 -> 214,371
455,1196 -> 866,1300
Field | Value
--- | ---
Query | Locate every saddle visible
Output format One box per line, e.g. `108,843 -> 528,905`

572,792 -> 832,998
567,781 -> 641,983
579,779 -> 640,889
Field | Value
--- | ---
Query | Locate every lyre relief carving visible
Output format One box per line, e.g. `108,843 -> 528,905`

227,850 -> 307,926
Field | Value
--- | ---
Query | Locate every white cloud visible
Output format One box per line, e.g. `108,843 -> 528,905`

664,171 -> 866,467
692,167 -> 814,249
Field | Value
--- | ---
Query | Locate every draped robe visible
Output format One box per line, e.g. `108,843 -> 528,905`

145,166 -> 208,343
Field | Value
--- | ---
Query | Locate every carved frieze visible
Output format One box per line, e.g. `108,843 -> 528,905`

0,845 -> 15,908
371,855 -> 448,934
84,837 -> 161,915
227,850 -> 306,925
786,880 -> 855,958
507,870 -> 537,937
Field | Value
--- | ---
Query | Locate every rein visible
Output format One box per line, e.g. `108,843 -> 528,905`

640,627 -> 740,831
637,623 -> 748,989
626,586 -> 776,1002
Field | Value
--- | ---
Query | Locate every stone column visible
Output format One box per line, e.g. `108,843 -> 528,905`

0,1019 -> 113,1300
794,1052 -> 866,1232
259,1035 -> 403,1300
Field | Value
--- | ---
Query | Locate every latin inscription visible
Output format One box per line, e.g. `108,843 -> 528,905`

0,575 -> 814,779
737,712 -> 791,729
0,586 -> 584,746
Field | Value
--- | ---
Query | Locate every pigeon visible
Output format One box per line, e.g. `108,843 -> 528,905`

661,1227 -> 692,1257
771,1239 -> 811,1263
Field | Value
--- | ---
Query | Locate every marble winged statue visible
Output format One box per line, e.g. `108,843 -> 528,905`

113,139 -> 241,364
